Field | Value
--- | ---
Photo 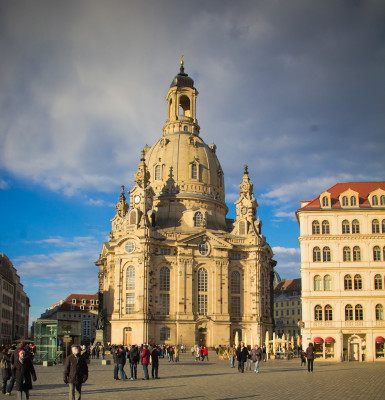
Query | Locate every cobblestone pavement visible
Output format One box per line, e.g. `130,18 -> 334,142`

8,353 -> 385,400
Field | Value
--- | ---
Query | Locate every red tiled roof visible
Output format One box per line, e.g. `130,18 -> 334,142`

297,182 -> 385,211
58,293 -> 99,312
274,278 -> 301,295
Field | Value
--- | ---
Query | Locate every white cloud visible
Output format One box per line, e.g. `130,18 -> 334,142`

272,246 -> 301,280
0,178 -> 8,189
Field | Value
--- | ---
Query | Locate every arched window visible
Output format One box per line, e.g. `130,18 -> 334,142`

354,274 -> 362,290
154,165 -> 161,180
325,305 -> 333,321
372,219 -> 380,233
342,196 -> 348,206
230,271 -> 241,294
343,246 -> 351,262
350,196 -> 357,206
191,163 -> 198,180
324,275 -> 332,291
352,219 -> 360,234
314,275 -> 322,291
198,267 -> 208,316
129,210 -> 137,225
323,247 -> 331,262
198,242 -> 209,256
344,274 -> 352,290
373,246 -> 381,261
239,220 -> 246,235
160,267 -> 170,291
375,304 -> 384,321
355,304 -> 363,320
374,274 -> 383,290
313,247 -> 321,262
312,221 -> 320,235
194,211 -> 203,227
126,266 -> 135,290
381,195 -> 385,206
353,246 -> 361,261
315,305 -> 322,321
345,304 -> 353,321
342,220 -> 350,234
382,219 -> 385,233
372,195 -> 378,206
322,197 -> 329,207
322,220 -> 330,234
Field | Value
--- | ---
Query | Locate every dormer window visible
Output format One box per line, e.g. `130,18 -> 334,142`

82,299 -> 86,305
72,299 -> 77,304
381,195 -> 385,206
350,196 -> 357,206
322,196 -> 329,207
372,195 -> 378,206
80,305 -> 85,310
342,196 -> 348,206
90,300 -> 94,305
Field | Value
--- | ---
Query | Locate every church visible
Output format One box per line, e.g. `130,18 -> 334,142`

96,60 -> 276,347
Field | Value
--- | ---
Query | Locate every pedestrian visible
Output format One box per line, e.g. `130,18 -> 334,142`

230,344 -> 236,368
13,349 -> 37,400
300,349 -> 307,367
191,346 -> 195,356
0,346 -> 11,395
236,342 -> 249,373
195,346 -> 200,362
305,343 -> 315,373
262,345 -> 267,362
101,345 -> 105,360
203,346 -> 208,361
251,345 -> 262,374
64,344 -> 88,400
200,346 -> 204,361
168,346 -> 174,362
151,346 -> 160,379
140,345 -> 150,380
5,341 -> 24,396
174,346 -> 180,362
129,345 -> 139,380
95,345 -> 100,359
117,346 -> 128,380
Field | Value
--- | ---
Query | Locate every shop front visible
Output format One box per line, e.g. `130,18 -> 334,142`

375,336 -> 384,359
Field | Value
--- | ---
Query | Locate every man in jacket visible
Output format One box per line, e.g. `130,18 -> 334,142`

117,346 -> 127,380
250,345 -> 263,373
64,344 -> 88,400
140,345 -> 150,380
151,346 -> 160,379
129,345 -> 140,380
236,342 -> 249,373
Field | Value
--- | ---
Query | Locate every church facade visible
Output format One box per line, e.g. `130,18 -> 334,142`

96,61 -> 276,347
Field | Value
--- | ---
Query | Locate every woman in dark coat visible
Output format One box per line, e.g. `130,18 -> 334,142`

12,349 -> 37,399
0,347 -> 11,394
305,342 -> 315,372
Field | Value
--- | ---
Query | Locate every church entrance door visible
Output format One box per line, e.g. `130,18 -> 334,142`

199,333 -> 206,347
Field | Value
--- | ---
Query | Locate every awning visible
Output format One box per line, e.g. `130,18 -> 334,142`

375,336 -> 384,342
313,337 -> 324,343
325,337 -> 335,343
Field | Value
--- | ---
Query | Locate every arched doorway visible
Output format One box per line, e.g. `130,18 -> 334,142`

198,328 -> 207,346
347,334 -> 364,361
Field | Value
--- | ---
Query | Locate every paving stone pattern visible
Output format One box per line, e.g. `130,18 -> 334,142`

16,353 -> 385,400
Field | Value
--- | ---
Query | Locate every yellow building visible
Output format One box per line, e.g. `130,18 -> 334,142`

96,61 -> 276,347
296,182 -> 385,361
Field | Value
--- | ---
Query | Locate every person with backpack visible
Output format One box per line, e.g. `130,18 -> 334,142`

0,346 -> 11,395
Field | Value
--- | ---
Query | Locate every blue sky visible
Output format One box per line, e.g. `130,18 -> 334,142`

0,0 -> 384,323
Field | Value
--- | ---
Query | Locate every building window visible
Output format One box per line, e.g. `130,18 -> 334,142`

191,163 -> 198,180
72,299 -> 77,304
344,274 -> 352,290
353,246 -> 361,261
231,296 -> 241,317
194,211 -> 203,227
372,195 -> 378,206
323,247 -> 331,262
322,220 -> 330,234
375,304 -> 384,321
322,197 -> 329,207
343,246 -> 351,262
373,246 -> 381,261
352,219 -> 360,234
350,196 -> 357,206
342,220 -> 350,234
160,327 -> 170,341
160,248 -> 171,255
381,195 -> 385,206
154,165 -> 161,180
342,196 -> 348,206
324,275 -> 332,291
230,253 -> 241,260
238,220 -> 246,235
198,294 -> 208,315
82,299 -> 86,304
312,220 -> 320,235
126,266 -> 135,290
314,275 -> 322,291
125,241 -> 135,253
160,267 -> 170,291
125,293 -> 135,314
382,220 -> 385,233
80,305 -> 85,310
230,271 -> 241,294
372,219 -> 380,233
325,305 -> 333,321
313,247 -> 321,262
198,242 -> 209,256
345,304 -> 353,321
198,268 -> 208,292
355,304 -> 363,320
354,274 -> 362,290
374,274 -> 383,290
159,293 -> 170,315
315,305 -> 322,321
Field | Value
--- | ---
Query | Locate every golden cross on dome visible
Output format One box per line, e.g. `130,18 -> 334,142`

181,54 -> 184,66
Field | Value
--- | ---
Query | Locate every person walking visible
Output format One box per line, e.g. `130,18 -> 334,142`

0,346 -> 11,395
129,345 -> 139,380
151,346 -> 160,379
191,346 -> 195,356
64,344 -> 88,400
203,346 -> 208,361
230,344 -> 236,368
112,346 -> 120,380
117,346 -> 127,380
140,345 -> 150,380
251,345 -> 263,374
13,349 -> 37,400
5,341 -> 24,396
300,349 -> 307,367
236,342 -> 249,373
174,346 -> 180,362
305,343 -> 315,373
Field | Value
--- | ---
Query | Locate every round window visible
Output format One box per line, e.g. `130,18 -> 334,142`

125,241 -> 135,253
198,242 -> 209,256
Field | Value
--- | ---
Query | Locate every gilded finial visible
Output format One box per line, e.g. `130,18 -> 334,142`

181,54 -> 184,66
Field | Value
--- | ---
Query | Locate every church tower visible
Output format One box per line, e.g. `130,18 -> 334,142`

96,60 -> 275,347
